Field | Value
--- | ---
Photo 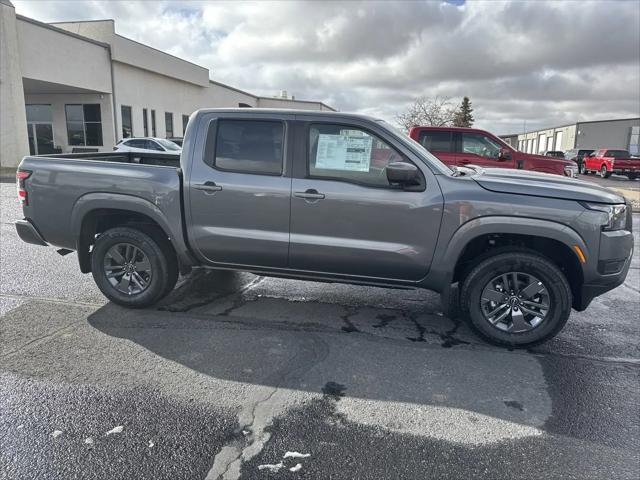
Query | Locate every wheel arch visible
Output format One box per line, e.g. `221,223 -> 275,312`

71,193 -> 193,274
440,217 -> 587,309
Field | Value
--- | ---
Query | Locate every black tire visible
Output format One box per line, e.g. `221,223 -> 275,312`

627,173 -> 638,181
601,165 -> 612,178
91,227 -> 178,308
460,252 -> 572,347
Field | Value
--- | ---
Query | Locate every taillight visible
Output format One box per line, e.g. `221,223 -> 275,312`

16,170 -> 31,206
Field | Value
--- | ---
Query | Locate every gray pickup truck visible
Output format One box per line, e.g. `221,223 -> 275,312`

15,109 -> 634,346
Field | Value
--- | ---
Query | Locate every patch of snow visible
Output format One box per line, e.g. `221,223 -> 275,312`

16,425 -> 23,429
257,462 -> 284,473
84,438 -> 94,445
289,463 -> 302,472
148,440 -> 154,448
283,451 -> 311,459
105,425 -> 124,436
51,430 -> 63,438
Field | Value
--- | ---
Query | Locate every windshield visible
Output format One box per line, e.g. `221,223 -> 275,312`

156,138 -> 182,151
376,120 -> 454,175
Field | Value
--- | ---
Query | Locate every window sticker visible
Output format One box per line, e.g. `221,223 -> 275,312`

315,133 -> 372,172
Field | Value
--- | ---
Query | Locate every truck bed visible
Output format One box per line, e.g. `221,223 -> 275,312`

18,151 -> 185,255
36,150 -> 181,168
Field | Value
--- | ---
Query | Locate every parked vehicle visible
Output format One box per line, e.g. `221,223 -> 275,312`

167,137 -> 184,147
583,149 -> 640,179
544,151 -> 565,158
16,109 -> 633,347
565,149 -> 594,174
409,126 -> 578,177
115,137 -> 182,153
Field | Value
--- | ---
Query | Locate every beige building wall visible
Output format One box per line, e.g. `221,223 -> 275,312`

517,124 -> 577,153
0,0 -> 29,167
17,17 -> 112,93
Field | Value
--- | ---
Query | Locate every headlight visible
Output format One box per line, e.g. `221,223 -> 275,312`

564,164 -> 578,178
581,202 -> 627,231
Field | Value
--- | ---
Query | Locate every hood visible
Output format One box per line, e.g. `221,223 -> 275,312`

473,168 -> 625,204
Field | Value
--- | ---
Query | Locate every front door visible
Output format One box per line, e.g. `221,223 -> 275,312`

457,131 -> 515,168
187,114 -> 293,268
289,121 -> 443,281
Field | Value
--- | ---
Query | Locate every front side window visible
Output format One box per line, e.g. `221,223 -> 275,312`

145,140 -> 164,151
214,120 -> 284,174
156,138 -> 181,151
165,112 -> 174,138
462,132 -> 501,158
308,124 -> 405,187
418,131 -> 453,152
66,104 -> 103,146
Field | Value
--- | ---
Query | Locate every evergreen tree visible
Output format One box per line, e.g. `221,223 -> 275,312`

453,97 -> 474,127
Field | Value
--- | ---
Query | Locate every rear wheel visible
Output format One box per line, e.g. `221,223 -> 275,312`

91,227 -> 178,308
460,252 -> 572,347
628,173 -> 638,180
600,165 -> 611,178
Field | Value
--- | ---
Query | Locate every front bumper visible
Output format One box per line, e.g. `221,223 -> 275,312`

575,226 -> 634,310
15,219 -> 48,246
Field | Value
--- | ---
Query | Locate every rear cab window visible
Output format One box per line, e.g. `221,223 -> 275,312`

212,120 -> 284,175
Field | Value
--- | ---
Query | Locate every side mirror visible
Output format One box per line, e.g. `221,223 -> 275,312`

498,148 -> 512,161
386,162 -> 419,185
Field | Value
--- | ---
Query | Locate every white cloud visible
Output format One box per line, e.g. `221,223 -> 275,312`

13,0 -> 640,133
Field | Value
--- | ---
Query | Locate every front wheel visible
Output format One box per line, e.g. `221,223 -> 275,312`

460,252 -> 572,347
628,173 -> 638,181
601,165 -> 612,178
91,227 -> 178,308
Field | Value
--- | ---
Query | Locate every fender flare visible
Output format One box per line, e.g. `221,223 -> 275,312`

71,192 -> 193,271
438,216 -> 588,282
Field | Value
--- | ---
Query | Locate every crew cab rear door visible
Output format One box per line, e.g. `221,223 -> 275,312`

186,112 -> 293,268
414,129 -> 457,167
288,117 -> 443,281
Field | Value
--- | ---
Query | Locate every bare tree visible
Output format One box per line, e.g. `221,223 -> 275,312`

395,96 -> 456,131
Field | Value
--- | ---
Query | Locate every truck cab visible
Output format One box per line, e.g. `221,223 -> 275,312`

409,126 -> 577,177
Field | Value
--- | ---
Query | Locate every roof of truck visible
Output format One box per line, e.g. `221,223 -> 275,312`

194,108 -> 379,122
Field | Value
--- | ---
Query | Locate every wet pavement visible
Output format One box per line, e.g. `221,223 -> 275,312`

1,182 -> 639,479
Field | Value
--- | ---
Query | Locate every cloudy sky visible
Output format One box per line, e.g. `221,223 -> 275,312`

13,0 -> 640,134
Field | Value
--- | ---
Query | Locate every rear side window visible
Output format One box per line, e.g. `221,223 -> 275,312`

605,150 -> 630,158
417,131 -> 453,152
214,120 -> 284,175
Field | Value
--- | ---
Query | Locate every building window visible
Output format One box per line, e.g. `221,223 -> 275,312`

238,103 -> 252,108
143,108 -> 149,137
121,105 -> 132,139
182,114 -> 189,135
65,104 -> 103,146
165,112 -> 173,138
151,110 -> 157,137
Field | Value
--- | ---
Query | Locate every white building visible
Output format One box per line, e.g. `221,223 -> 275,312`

0,1 -> 335,167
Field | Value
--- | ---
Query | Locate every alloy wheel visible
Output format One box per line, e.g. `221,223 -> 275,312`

480,272 -> 550,333
103,242 -> 153,295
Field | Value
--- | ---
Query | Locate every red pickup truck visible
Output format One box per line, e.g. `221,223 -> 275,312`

583,149 -> 640,180
408,126 -> 577,177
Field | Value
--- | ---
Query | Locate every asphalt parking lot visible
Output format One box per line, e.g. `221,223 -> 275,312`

1,180 -> 639,479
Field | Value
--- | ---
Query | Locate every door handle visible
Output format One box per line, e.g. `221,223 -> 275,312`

294,189 -> 325,200
193,181 -> 222,193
